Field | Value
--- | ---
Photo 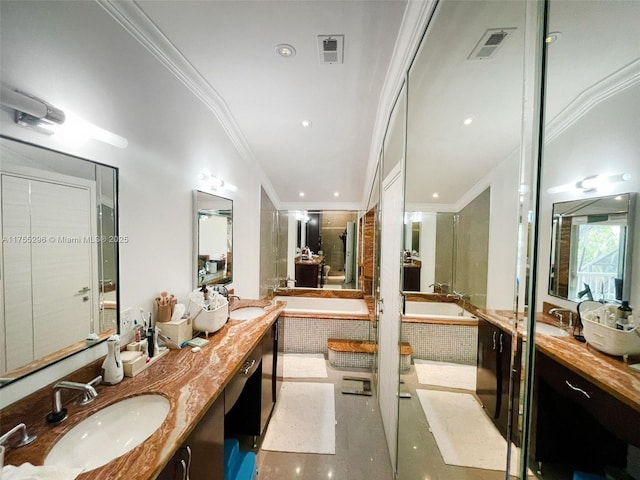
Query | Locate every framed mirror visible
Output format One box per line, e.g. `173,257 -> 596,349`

193,190 -> 232,288
0,135 -> 119,386
549,192 -> 636,303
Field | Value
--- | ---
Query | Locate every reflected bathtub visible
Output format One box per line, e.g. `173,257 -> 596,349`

404,301 -> 476,322
273,296 -> 369,316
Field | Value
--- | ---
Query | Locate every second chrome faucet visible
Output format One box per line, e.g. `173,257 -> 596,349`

46,375 -> 102,424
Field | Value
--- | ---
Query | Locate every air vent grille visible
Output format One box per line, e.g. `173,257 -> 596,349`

468,28 -> 516,60
317,35 -> 344,64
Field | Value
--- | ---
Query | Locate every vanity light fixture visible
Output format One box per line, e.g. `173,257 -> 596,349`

548,172 -> 630,194
198,173 -> 237,192
276,44 -> 296,58
576,173 -> 630,193
1,86 -> 128,149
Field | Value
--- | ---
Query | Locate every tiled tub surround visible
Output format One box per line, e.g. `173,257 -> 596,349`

281,316 -> 370,354
402,296 -> 479,365
0,299 -> 285,480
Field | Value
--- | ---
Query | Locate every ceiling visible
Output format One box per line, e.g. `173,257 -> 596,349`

135,0 -> 410,208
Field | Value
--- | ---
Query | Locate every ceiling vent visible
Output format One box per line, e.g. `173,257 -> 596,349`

317,35 -> 344,64
468,28 -> 516,60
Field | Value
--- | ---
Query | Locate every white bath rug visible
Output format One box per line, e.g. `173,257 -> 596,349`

414,359 -> 476,391
283,353 -> 328,378
262,382 -> 335,454
417,390 -> 524,472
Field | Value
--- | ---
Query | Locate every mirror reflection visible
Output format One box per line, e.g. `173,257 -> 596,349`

194,190 -> 232,288
284,210 -> 360,290
549,193 -> 636,303
0,135 -> 119,385
398,0 -> 528,478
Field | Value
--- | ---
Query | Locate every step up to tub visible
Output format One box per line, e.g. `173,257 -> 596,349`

224,438 -> 257,480
327,339 -> 412,372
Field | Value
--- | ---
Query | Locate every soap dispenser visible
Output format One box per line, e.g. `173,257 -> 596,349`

102,334 -> 124,385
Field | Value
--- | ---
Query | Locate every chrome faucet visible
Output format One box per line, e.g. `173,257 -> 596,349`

446,291 -> 470,316
0,423 -> 37,449
46,375 -> 102,424
548,308 -> 574,328
428,282 -> 450,293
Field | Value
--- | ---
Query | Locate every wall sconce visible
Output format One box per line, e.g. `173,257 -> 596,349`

198,173 -> 237,192
575,173 -> 630,193
547,172 -> 630,195
1,85 -> 128,149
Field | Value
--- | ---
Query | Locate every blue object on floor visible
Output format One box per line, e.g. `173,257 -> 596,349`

224,438 -> 257,480
573,472 -> 606,480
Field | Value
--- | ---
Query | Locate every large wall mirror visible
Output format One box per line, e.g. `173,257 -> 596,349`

193,190 -> 232,288
549,193 -> 636,303
398,0 -> 528,478
0,135 -> 119,385
282,209 -> 360,290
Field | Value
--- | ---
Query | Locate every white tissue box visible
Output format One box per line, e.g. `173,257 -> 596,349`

157,317 -> 193,346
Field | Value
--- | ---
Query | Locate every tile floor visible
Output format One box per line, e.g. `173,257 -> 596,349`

235,362 -> 392,480
233,359 -> 529,480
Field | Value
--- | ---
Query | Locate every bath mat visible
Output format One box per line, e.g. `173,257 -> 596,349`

414,359 -> 476,391
417,389 -> 522,472
261,382 -> 335,454
283,353 -> 328,378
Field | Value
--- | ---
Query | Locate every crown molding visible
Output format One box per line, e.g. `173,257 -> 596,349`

278,201 -> 364,212
96,0 -> 281,207
545,59 -> 640,143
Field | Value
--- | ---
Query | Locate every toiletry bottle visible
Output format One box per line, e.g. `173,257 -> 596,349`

102,334 -> 124,385
616,301 -> 632,330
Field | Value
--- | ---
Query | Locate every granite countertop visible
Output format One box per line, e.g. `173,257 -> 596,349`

477,308 -> 640,413
1,298 -> 285,479
294,255 -> 324,265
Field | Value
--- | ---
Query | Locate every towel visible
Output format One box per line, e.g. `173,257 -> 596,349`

2,463 -> 83,480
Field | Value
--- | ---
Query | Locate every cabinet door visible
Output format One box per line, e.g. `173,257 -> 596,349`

476,318 -> 499,418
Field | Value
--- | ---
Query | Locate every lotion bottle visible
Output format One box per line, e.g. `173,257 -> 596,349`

102,334 -> 124,385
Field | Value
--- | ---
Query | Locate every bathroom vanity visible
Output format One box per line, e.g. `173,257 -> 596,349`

295,255 -> 324,288
0,299 -> 285,480
476,316 -> 522,445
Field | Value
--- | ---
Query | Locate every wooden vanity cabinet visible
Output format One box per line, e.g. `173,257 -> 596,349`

402,264 -> 421,291
225,319 -> 283,438
476,318 -> 521,445
295,261 -> 319,287
157,394 -> 225,480
532,351 -> 638,472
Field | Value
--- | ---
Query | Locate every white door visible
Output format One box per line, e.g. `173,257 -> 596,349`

2,174 -> 97,370
378,163 -> 403,472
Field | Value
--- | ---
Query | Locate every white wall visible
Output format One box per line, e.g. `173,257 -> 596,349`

0,1 -> 262,406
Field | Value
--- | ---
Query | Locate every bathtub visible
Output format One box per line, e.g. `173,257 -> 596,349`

273,296 -> 369,317
404,301 -> 476,322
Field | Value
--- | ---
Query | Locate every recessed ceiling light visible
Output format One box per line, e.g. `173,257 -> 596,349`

334,192 -> 339,197
463,117 -> 473,126
432,193 -> 439,198
301,120 -> 312,128
299,192 -> 305,197
545,32 -> 562,44
276,44 -> 296,57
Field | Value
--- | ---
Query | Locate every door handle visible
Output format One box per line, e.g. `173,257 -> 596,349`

76,286 -> 91,294
378,298 -> 384,314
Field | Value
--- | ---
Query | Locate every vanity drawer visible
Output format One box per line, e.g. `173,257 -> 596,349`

536,351 -> 640,447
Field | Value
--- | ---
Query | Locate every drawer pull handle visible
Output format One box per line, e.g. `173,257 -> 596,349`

240,359 -> 256,375
565,380 -> 590,399
492,331 -> 497,350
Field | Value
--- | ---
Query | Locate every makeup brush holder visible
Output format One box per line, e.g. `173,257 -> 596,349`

157,303 -> 172,323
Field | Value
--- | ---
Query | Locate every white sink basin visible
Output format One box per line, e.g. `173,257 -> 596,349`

521,322 -> 569,337
229,306 -> 267,321
45,394 -> 170,472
